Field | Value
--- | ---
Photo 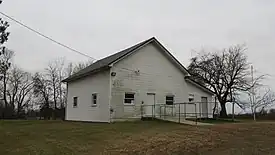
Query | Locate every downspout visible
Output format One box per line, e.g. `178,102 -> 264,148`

108,65 -> 113,123
65,82 -> 68,120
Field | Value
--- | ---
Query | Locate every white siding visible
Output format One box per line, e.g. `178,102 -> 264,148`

110,43 -> 190,119
186,82 -> 214,118
66,70 -> 110,122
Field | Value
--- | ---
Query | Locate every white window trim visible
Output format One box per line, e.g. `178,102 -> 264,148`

124,92 -> 135,105
92,93 -> 98,107
73,96 -> 78,108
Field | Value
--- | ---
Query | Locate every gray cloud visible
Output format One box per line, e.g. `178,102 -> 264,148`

1,0 -> 275,88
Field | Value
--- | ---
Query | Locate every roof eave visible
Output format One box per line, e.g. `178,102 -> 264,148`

185,77 -> 215,95
62,66 -> 110,83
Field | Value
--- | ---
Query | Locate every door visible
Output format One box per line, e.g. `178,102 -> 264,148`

144,93 -> 155,117
201,97 -> 208,118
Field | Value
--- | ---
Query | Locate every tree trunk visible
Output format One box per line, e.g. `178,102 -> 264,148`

53,85 -> 57,120
17,106 -> 20,118
220,102 -> 228,118
17,102 -> 22,118
213,97 -> 217,118
3,74 -> 8,118
253,107 -> 256,121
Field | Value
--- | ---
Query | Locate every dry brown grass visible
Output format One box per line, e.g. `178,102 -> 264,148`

1,120 -> 275,155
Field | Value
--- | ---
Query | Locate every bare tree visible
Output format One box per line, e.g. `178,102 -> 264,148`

66,62 -> 74,77
66,60 -> 93,77
0,49 -> 13,117
31,59 -> 92,120
45,58 -> 67,117
10,67 -> 33,117
0,9 -> 10,45
6,66 -> 21,110
56,59 -> 66,108
0,0 -> 12,118
240,85 -> 275,121
45,62 -> 59,111
33,72 -> 52,119
188,45 -> 264,117
6,66 -> 33,116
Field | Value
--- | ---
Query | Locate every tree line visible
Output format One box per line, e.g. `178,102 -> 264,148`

0,0 -> 92,119
1,0 -> 274,120
0,52 -> 91,119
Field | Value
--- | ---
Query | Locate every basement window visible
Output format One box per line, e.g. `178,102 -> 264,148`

166,95 -> 174,105
124,93 -> 135,105
73,97 -> 78,108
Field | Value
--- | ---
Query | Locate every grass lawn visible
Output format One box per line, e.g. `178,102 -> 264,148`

1,120 -> 275,155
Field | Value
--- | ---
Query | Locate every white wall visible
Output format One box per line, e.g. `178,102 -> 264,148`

186,82 -> 214,118
110,42 -> 190,119
66,70 -> 110,122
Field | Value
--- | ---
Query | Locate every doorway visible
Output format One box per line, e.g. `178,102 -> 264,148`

201,97 -> 208,118
144,93 -> 155,117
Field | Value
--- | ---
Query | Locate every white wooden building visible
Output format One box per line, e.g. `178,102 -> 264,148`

63,37 -> 214,122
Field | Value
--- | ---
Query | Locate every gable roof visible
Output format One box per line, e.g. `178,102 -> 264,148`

63,37 -> 189,82
62,37 -> 214,95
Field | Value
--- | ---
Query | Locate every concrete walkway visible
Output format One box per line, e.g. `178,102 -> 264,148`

157,117 -> 213,126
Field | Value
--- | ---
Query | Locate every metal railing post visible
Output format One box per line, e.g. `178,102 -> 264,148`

184,103 -> 186,119
178,104 -> 181,123
164,105 -> 166,119
140,103 -> 143,119
195,103 -> 197,125
199,103 -> 202,120
151,105 -> 154,120
160,106 -> 162,118
172,105 -> 174,117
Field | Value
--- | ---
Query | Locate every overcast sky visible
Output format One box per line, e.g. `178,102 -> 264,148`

1,0 -> 275,91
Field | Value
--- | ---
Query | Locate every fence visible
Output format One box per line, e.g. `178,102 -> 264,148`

140,102 -> 217,123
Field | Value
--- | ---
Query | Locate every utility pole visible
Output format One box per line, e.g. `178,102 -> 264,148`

251,65 -> 256,121
230,88 -> 235,121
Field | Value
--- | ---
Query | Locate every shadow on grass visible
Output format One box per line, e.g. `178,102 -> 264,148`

187,118 -> 241,124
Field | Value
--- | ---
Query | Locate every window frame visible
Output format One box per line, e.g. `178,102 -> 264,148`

124,92 -> 135,105
201,96 -> 208,103
92,93 -> 97,107
73,96 -> 78,108
189,94 -> 195,102
165,95 -> 174,105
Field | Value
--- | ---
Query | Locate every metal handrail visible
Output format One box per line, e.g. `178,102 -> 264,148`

140,102 -> 217,125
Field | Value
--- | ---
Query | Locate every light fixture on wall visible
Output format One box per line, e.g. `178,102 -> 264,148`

111,72 -> 116,76
134,70 -> 140,75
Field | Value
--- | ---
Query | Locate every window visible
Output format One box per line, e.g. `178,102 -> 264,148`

189,94 -> 194,102
124,93 -> 135,104
73,97 -> 78,108
92,93 -> 97,106
166,96 -> 174,105
201,97 -> 208,103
